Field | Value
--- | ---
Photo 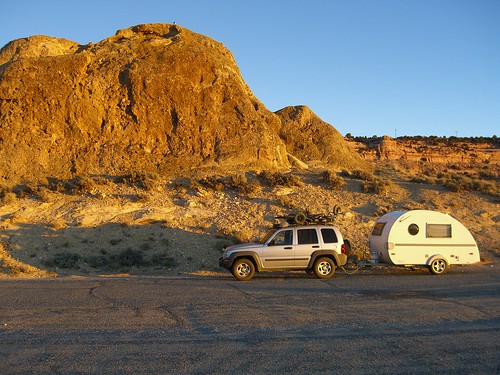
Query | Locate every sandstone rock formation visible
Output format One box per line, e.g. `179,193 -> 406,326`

0,23 -> 369,185
0,24 -> 291,183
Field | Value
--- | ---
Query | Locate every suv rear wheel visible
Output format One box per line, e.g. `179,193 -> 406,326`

313,257 -> 335,279
231,258 -> 255,281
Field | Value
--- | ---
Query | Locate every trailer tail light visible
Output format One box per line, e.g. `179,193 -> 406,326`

341,244 -> 346,254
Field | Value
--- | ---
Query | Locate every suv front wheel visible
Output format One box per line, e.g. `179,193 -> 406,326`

231,258 -> 255,281
313,257 -> 336,279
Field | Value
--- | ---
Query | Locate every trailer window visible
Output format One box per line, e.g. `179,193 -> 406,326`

427,224 -> 452,238
408,224 -> 419,236
321,228 -> 338,243
371,222 -> 386,236
298,229 -> 319,244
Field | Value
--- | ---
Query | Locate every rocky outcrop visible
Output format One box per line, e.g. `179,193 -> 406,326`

276,105 -> 369,171
0,24 -> 290,183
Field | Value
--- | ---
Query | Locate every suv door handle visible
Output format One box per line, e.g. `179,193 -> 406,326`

312,245 -> 320,248
284,247 -> 293,250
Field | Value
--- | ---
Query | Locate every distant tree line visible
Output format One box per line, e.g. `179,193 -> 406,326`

345,134 -> 499,146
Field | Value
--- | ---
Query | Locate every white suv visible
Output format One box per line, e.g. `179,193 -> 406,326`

219,225 -> 348,281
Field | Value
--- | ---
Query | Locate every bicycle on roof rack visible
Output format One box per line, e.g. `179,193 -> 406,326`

275,205 -> 342,226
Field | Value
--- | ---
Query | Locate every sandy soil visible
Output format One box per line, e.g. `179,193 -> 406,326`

0,165 -> 498,278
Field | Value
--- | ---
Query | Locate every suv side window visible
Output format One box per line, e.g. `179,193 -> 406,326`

270,230 -> 293,246
321,228 -> 338,243
297,229 -> 319,245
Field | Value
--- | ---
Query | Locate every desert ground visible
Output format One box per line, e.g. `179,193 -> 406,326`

0,159 -> 498,278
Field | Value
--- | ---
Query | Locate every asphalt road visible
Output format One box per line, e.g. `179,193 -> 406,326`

1,264 -> 499,374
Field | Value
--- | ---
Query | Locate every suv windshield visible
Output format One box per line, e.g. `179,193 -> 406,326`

260,229 -> 277,244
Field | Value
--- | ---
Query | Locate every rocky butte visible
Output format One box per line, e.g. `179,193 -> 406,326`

0,23 -> 366,185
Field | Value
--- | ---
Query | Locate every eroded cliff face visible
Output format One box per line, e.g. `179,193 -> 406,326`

0,24 -> 289,183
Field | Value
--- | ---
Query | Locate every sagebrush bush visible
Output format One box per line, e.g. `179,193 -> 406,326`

442,174 -> 500,196
230,173 -> 248,187
259,171 -> 302,187
238,181 -> 262,196
43,252 -> 80,268
151,252 -> 178,268
342,169 -> 375,181
85,255 -> 110,269
69,176 -> 97,195
279,195 -> 298,209
362,178 -> 392,195
411,176 -> 437,185
321,170 -> 345,190
199,176 -> 225,191
118,172 -> 160,190
0,192 -> 17,205
115,248 -> 146,267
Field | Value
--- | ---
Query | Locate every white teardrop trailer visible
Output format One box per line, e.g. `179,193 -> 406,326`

355,210 -> 481,274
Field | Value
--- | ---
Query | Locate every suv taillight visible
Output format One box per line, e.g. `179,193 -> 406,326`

341,244 -> 346,254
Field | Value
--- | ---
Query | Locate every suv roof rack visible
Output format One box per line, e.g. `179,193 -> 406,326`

275,206 -> 342,226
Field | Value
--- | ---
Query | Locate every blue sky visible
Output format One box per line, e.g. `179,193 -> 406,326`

1,0 -> 499,137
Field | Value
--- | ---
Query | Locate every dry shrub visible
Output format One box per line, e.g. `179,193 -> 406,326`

362,178 -> 392,195
43,252 -> 80,269
151,252 -> 178,268
411,176 -> 437,185
49,218 -> 66,230
230,173 -> 248,187
199,176 -> 225,191
68,176 -> 97,195
0,192 -> 17,205
280,196 -> 298,209
259,171 -> 303,187
321,170 -> 345,190
442,175 -> 500,197
118,172 -> 160,190
342,169 -> 376,181
115,248 -> 146,267
234,228 -> 254,243
239,181 -> 262,197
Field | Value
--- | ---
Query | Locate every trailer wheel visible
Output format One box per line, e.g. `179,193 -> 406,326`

313,257 -> 335,279
429,258 -> 447,275
231,258 -> 255,281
